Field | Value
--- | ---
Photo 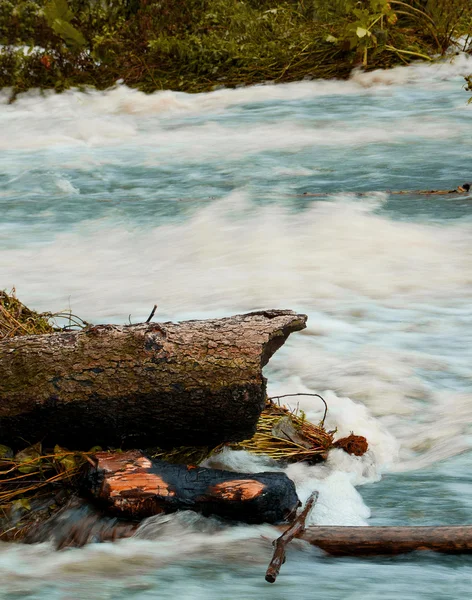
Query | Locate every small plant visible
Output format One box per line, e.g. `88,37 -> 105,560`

343,0 -> 398,66
44,0 -> 86,50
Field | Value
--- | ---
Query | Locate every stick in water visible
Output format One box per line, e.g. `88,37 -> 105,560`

265,490 -> 319,583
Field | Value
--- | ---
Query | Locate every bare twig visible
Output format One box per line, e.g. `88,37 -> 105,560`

145,304 -> 158,323
385,45 -> 433,61
265,491 -> 319,583
268,393 -> 328,426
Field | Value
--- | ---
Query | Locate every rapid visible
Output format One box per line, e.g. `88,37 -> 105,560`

0,54 -> 471,599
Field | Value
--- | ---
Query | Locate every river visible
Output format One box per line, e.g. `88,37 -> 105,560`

1,54 -> 472,599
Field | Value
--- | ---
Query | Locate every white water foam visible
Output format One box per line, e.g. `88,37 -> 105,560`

350,52 -> 472,87
2,52 -> 470,118
0,54 -> 470,154
3,191 -> 470,318
0,112 -> 463,153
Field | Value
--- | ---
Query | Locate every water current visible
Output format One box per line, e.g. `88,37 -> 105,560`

1,54 -> 472,599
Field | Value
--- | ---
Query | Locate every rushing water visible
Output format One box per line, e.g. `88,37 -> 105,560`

1,54 -> 472,599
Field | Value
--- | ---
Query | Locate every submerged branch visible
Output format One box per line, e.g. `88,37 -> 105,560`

266,491 -> 319,583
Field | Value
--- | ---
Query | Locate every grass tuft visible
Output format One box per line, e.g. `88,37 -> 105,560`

231,399 -> 335,463
0,289 -> 88,339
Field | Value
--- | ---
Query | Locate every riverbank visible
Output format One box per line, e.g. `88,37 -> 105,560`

1,0 -> 471,97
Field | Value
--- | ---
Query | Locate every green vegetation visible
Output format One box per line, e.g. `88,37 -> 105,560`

467,74 -> 472,101
0,1 -> 471,98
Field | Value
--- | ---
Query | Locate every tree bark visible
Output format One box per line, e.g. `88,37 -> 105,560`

0,310 -> 306,450
299,526 -> 472,555
87,450 -> 300,525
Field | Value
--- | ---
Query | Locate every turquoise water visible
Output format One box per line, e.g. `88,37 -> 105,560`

1,55 -> 472,598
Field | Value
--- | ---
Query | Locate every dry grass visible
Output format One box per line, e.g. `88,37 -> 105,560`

0,445 -> 93,540
231,400 -> 335,463
0,447 -> 91,509
0,289 -> 55,339
150,397 -> 336,465
0,288 -> 88,340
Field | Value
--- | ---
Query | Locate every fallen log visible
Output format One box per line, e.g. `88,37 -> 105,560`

266,490 -> 318,583
299,525 -> 472,555
294,183 -> 471,198
87,450 -> 300,524
0,309 -> 306,449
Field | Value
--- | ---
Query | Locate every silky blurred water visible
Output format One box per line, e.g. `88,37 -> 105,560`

1,54 -> 472,598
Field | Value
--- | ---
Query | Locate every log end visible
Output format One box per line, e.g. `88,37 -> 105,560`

243,310 -> 307,367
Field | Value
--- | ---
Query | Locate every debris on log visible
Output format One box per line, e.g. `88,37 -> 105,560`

0,442 -> 92,541
87,450 -> 300,525
0,309 -> 307,450
333,434 -> 369,456
299,525 -> 472,555
150,397 -> 368,465
233,396 -> 336,463
266,490 -> 318,583
0,288 -> 87,340
0,289 -> 55,339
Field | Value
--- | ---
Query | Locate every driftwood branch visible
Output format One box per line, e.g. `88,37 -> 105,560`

299,525 -> 472,555
266,490 -> 318,583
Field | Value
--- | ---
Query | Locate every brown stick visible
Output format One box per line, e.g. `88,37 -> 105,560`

145,304 -> 157,323
265,490 -> 318,583
299,525 -> 472,555
292,188 -> 470,198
